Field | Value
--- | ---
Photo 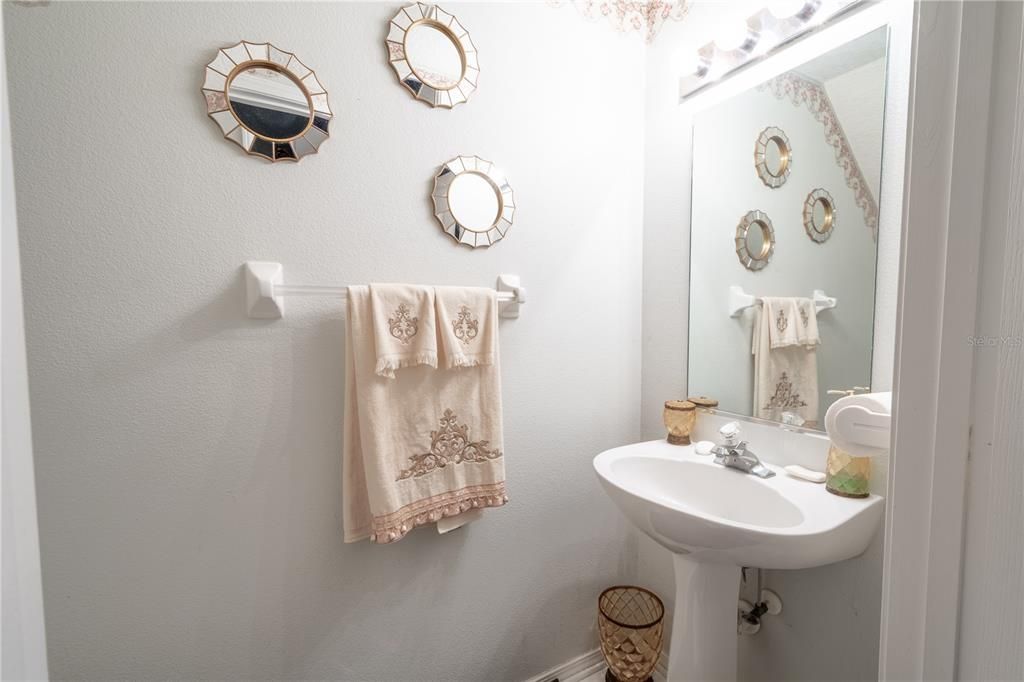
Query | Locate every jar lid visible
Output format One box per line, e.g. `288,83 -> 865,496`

664,399 -> 696,411
687,395 -> 719,408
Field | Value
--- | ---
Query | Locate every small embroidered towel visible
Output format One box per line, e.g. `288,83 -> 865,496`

794,298 -> 820,347
434,286 -> 497,369
369,283 -> 437,378
343,286 -> 508,544
762,297 -> 801,348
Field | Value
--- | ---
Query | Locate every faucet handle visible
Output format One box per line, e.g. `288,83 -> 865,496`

719,421 -> 740,446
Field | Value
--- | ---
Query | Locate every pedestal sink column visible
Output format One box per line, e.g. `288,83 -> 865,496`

667,554 -> 741,682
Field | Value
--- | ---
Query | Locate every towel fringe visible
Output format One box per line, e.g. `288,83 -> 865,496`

375,351 -> 438,378
445,353 -> 496,369
369,485 -> 508,544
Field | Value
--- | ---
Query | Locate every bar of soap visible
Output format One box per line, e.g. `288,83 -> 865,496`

784,465 -> 826,483
694,441 -> 715,456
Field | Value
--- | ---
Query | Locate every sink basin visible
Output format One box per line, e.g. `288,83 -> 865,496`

594,440 -> 883,568
594,439 -> 884,681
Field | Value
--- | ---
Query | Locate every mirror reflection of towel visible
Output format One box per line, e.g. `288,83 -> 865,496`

763,297 -> 820,348
753,299 -> 819,427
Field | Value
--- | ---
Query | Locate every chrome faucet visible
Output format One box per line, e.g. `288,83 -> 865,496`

711,422 -> 776,478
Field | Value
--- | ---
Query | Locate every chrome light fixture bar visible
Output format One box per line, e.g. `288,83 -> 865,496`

680,0 -> 861,102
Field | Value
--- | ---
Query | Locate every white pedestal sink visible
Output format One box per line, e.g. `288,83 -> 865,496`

594,438 -> 883,682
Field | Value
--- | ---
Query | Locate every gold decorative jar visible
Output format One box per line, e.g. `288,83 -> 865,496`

687,395 -> 719,421
663,400 -> 696,445
598,586 -> 665,682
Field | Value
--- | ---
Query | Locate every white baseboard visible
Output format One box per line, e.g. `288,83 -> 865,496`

522,648 -> 669,682
522,649 -> 605,682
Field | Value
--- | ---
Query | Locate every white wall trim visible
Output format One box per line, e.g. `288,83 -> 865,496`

879,1 -> 997,679
520,648 -> 669,682
521,649 -> 605,682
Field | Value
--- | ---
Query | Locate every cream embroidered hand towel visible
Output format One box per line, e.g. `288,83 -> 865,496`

794,297 -> 820,346
369,283 -> 437,378
434,286 -> 497,369
762,297 -> 802,348
752,300 -> 819,427
343,286 -> 508,544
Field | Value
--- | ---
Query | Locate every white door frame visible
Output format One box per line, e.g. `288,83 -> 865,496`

879,1 -> 1002,679
2,8 -> 50,679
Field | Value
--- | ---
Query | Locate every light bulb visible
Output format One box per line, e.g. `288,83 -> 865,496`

715,22 -> 747,51
676,48 -> 707,78
714,21 -> 759,53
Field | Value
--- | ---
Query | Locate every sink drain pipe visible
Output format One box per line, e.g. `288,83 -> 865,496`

738,568 -> 783,635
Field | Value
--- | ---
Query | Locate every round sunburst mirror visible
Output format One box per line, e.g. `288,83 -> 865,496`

735,210 -> 775,271
754,126 -> 791,188
202,41 -> 332,162
804,188 -> 836,243
432,155 -> 515,248
386,3 -> 480,108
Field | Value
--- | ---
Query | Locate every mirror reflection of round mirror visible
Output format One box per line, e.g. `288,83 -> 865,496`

448,172 -> 501,231
227,65 -> 312,140
405,22 -> 464,90
735,210 -> 775,271
812,199 -> 831,231
765,137 -> 789,177
755,127 -> 791,188
803,188 -> 836,243
746,220 -> 769,259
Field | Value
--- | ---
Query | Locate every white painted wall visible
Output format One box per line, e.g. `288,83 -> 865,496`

640,3 -> 912,679
3,2 -> 644,679
1,10 -> 49,679
688,73 -> 881,422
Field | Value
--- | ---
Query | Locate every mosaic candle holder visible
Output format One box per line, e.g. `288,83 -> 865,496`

825,445 -> 871,498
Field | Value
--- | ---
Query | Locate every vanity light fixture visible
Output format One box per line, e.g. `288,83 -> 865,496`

680,0 -> 859,101
714,22 -> 760,55
767,0 -> 822,21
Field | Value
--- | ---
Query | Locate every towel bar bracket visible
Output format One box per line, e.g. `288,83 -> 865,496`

243,261 -> 525,320
497,274 -> 525,319
245,261 -> 284,319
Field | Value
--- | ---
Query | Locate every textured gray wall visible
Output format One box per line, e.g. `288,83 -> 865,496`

4,3 -> 644,679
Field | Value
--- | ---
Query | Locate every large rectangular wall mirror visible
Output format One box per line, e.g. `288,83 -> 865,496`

687,27 -> 890,430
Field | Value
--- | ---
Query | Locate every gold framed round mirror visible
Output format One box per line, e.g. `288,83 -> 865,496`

387,3 -> 479,108
432,155 -> 515,248
803,188 -> 836,243
202,41 -> 332,162
754,126 -> 792,188
735,210 -> 775,271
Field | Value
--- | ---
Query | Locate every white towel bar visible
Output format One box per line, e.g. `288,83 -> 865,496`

244,261 -> 526,320
727,285 -> 837,318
